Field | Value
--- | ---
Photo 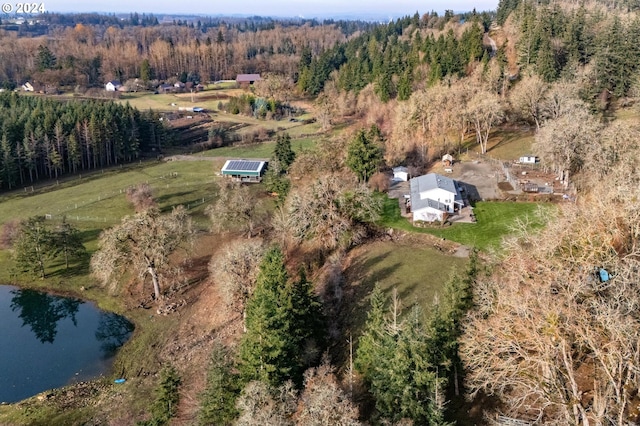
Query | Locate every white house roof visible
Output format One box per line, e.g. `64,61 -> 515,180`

410,173 -> 462,212
412,173 -> 458,194
393,166 -> 409,173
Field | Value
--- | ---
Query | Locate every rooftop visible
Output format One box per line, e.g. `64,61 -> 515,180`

411,173 -> 458,194
236,74 -> 261,82
409,173 -> 462,212
221,159 -> 267,177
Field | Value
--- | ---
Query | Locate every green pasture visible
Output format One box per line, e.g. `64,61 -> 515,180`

348,241 -> 468,311
379,196 -> 550,251
0,161 -> 218,228
338,241 -> 470,368
198,137 -> 318,159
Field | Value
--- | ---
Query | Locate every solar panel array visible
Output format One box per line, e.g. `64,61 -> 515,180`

225,160 -> 263,172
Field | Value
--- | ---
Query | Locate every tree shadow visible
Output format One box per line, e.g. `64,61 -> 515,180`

154,191 -> 195,205
95,313 -> 135,358
10,289 -> 82,344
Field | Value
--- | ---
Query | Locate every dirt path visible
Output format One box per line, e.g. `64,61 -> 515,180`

165,155 -> 268,162
486,34 -> 497,57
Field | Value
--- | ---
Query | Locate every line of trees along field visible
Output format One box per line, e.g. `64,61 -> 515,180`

0,92 -> 165,190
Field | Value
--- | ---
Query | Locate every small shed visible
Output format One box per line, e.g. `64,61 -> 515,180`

221,159 -> 268,182
442,153 -> 454,166
519,155 -> 538,164
392,166 -> 409,182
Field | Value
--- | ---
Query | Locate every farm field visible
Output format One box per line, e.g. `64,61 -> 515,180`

0,161 -> 219,229
118,89 -> 321,134
198,136 -> 319,159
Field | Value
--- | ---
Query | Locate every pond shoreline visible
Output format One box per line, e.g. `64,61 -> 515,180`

0,284 -> 134,405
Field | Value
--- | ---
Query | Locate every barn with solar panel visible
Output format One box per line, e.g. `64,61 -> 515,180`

221,159 -> 268,182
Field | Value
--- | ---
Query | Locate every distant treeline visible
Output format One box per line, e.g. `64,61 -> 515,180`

0,93 -> 166,190
23,12 -> 374,36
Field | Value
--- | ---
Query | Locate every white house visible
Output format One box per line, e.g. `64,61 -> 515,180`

409,173 -> 464,222
392,166 -> 409,182
21,82 -> 34,92
519,155 -> 538,164
105,80 -> 122,91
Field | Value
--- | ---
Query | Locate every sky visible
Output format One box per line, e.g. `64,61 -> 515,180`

45,0 -> 498,19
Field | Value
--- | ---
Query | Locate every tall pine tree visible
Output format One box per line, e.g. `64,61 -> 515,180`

239,246 -> 325,387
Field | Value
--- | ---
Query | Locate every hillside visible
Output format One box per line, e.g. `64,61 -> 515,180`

1,2 -> 640,424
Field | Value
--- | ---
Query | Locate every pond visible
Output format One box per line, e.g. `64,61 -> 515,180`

0,285 -> 134,404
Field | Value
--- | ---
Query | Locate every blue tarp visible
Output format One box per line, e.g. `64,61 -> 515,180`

599,268 -> 610,282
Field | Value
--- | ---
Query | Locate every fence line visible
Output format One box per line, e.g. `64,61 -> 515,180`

44,196 -> 216,224
40,171 -> 219,223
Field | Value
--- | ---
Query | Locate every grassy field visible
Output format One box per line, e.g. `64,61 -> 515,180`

119,90 -> 323,149
198,136 -> 318,159
0,160 -> 226,302
461,128 -> 535,161
379,196 -> 550,251
0,161 -> 218,228
347,241 -> 468,311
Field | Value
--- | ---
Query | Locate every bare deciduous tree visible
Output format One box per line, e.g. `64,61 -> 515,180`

541,80 -> 583,121
206,180 -> 260,237
466,90 -> 505,155
461,186 -> 640,425
236,380 -> 297,426
125,183 -> 157,212
533,103 -> 601,188
91,206 -> 193,300
509,73 -> 548,131
209,239 -> 265,331
253,73 -> 294,103
275,174 -> 381,251
294,362 -> 361,425
315,92 -> 335,132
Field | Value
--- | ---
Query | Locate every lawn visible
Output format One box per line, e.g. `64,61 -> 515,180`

339,240 -> 470,366
348,241 -> 467,310
379,196 -> 550,251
